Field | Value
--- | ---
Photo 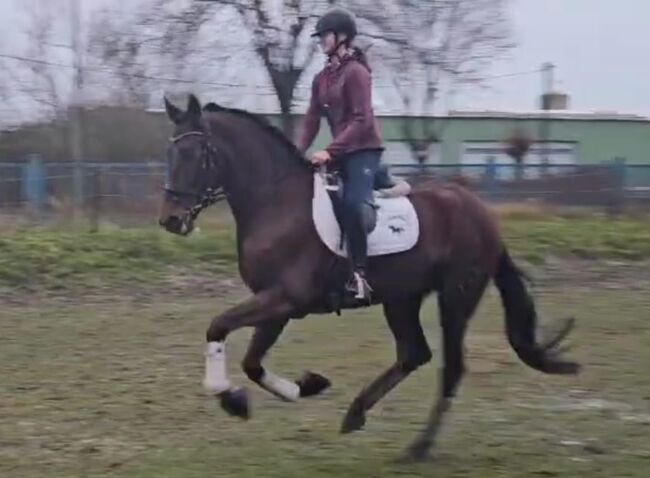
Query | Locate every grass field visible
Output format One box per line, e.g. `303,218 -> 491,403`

1,213 -> 650,289
1,216 -> 650,477
2,272 -> 650,477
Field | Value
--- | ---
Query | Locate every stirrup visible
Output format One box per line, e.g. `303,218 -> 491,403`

347,271 -> 372,301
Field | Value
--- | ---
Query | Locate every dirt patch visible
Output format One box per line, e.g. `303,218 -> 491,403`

516,256 -> 650,291
0,266 -> 248,307
2,257 -> 649,308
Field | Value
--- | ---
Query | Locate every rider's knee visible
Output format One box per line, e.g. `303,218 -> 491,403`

341,192 -> 360,210
342,199 -> 373,220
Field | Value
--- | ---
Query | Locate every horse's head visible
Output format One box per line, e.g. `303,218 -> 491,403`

159,94 -> 224,235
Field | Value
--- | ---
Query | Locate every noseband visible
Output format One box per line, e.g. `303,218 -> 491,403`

165,131 -> 227,220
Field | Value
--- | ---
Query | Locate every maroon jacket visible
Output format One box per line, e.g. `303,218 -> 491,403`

296,50 -> 383,158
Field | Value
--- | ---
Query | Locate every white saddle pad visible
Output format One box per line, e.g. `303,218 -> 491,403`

312,173 -> 419,257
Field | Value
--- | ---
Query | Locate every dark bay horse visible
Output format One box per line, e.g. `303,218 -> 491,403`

158,94 -> 579,462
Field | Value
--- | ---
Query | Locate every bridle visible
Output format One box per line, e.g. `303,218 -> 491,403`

164,130 -> 227,221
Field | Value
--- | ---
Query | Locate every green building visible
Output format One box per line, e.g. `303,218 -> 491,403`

305,110 -> 650,166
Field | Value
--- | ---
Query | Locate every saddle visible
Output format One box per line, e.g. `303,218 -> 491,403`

313,168 -> 418,258
312,168 -> 418,313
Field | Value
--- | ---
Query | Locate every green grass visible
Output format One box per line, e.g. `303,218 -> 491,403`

0,215 -> 649,288
0,227 -> 237,287
501,216 -> 650,264
1,283 -> 649,477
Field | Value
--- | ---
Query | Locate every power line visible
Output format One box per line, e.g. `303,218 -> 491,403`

0,52 -> 276,92
483,68 -> 545,80
1,51 -> 545,89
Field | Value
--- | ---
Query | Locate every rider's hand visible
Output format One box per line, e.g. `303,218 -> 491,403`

310,150 -> 332,166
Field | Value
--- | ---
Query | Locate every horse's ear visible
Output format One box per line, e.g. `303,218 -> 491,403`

164,96 -> 183,124
187,94 -> 202,121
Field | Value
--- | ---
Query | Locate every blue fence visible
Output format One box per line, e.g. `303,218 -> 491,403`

1,158 -> 650,215
0,160 -> 165,211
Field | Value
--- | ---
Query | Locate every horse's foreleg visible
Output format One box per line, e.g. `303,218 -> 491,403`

241,321 -> 332,402
203,288 -> 295,418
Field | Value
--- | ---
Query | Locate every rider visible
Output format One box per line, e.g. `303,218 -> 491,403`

296,7 -> 384,301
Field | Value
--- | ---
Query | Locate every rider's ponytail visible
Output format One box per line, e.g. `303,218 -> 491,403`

351,46 -> 371,71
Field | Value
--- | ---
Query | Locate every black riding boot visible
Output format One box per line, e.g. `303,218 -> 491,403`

343,207 -> 372,301
339,149 -> 381,302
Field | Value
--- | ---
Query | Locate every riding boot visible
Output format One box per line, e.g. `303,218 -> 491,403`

339,149 -> 381,303
343,208 -> 372,301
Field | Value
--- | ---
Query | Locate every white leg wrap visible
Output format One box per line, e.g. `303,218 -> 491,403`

260,370 -> 300,402
203,342 -> 232,394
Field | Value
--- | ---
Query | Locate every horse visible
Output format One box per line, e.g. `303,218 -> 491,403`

158,94 -> 579,462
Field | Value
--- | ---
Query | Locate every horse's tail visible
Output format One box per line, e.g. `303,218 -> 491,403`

494,250 -> 580,375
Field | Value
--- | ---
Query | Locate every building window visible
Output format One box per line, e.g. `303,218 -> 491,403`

384,141 -> 441,165
460,141 -> 577,180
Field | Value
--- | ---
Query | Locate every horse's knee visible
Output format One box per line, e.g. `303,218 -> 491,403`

400,346 -> 433,373
241,358 -> 264,382
206,317 -> 228,343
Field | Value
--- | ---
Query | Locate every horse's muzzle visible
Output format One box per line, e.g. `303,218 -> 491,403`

160,215 -> 194,236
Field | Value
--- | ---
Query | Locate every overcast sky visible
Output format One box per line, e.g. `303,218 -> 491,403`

460,0 -> 650,115
1,0 -> 649,125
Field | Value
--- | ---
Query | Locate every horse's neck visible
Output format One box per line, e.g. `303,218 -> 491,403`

208,112 -> 312,233
224,152 -> 312,233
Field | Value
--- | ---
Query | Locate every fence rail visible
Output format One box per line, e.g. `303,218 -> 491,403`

1,159 -> 649,223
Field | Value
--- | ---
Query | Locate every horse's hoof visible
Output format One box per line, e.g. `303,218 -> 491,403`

296,371 -> 331,398
219,387 -> 250,420
394,451 -> 434,465
396,440 -> 434,464
340,402 -> 366,434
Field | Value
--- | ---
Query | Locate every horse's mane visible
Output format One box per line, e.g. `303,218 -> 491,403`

203,102 -> 307,165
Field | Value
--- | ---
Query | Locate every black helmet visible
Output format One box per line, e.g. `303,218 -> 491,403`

311,8 -> 357,40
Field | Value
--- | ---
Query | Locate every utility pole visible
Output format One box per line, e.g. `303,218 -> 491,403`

539,62 -> 555,168
70,0 -> 85,211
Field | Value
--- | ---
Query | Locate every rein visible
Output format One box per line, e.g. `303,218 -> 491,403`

166,127 -> 315,219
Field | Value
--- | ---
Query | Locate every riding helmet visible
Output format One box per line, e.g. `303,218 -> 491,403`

311,7 -> 358,40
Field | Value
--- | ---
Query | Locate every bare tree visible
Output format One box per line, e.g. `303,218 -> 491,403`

0,0 -> 75,154
2,2 -> 67,120
368,0 -> 514,163
86,9 -> 155,108
137,0 -> 336,135
88,0 -> 513,147
505,126 -> 532,180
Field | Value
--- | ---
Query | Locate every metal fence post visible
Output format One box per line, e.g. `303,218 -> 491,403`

22,153 -> 46,214
611,157 -> 626,215
73,161 -> 85,211
485,156 -> 497,200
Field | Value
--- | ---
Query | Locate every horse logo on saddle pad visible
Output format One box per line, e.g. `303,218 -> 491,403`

312,173 -> 419,257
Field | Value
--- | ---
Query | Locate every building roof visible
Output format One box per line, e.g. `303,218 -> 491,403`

446,109 -> 650,122
146,106 -> 650,123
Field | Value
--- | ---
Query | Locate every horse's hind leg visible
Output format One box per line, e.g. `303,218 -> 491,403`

242,321 -> 331,401
400,272 -> 488,462
341,295 -> 431,434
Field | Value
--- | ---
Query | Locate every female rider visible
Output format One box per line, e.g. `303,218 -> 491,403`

296,7 -> 386,301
